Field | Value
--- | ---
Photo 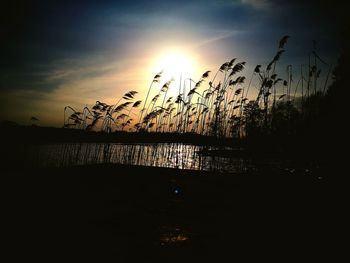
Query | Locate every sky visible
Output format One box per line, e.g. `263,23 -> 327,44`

0,0 -> 348,126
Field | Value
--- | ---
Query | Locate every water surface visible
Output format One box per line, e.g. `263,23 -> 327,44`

21,143 -> 311,174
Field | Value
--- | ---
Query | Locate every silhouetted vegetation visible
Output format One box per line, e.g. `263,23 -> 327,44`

63,36 -> 334,141
2,34 -> 344,262
59,36 -> 344,161
2,35 -> 346,171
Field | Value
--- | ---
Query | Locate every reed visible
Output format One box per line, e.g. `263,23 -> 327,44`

62,36 -> 332,143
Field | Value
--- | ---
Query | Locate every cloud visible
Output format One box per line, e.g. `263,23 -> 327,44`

1,0 -> 344,127
193,30 -> 240,48
240,0 -> 270,9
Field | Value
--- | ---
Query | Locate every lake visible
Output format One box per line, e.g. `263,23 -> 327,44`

19,143 -> 312,174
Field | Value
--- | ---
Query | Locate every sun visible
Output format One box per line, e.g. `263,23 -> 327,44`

147,48 -> 201,99
153,49 -> 196,82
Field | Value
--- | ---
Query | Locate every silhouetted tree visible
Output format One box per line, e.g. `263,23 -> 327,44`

243,101 -> 264,138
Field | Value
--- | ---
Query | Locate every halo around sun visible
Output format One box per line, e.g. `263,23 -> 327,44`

153,49 -> 196,82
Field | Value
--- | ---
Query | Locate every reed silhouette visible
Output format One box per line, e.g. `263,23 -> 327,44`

1,35 -> 344,171
62,36 -> 334,142
2,33 -> 346,262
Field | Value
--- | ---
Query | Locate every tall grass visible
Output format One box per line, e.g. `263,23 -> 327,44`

63,36 -> 332,140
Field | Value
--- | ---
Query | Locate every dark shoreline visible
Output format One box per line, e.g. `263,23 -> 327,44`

1,123 -> 338,169
1,123 -> 241,145
3,163 -> 334,261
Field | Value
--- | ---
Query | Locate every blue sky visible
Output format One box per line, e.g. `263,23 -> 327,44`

0,0 -> 347,126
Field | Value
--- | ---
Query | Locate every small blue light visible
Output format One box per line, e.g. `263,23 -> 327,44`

174,188 -> 181,195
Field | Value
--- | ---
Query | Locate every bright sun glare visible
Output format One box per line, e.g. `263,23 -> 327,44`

150,49 -> 200,98
153,50 -> 196,83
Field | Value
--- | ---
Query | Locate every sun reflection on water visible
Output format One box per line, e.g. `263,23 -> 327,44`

159,226 -> 190,245
22,143 -> 310,174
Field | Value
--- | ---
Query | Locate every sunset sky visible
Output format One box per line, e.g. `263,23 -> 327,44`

0,0 -> 347,126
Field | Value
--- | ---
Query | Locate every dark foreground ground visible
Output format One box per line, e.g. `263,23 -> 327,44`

3,164 -> 342,261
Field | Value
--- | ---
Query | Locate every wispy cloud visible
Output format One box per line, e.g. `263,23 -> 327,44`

0,0 -> 344,126
193,30 -> 240,49
241,0 -> 270,9
217,0 -> 270,9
